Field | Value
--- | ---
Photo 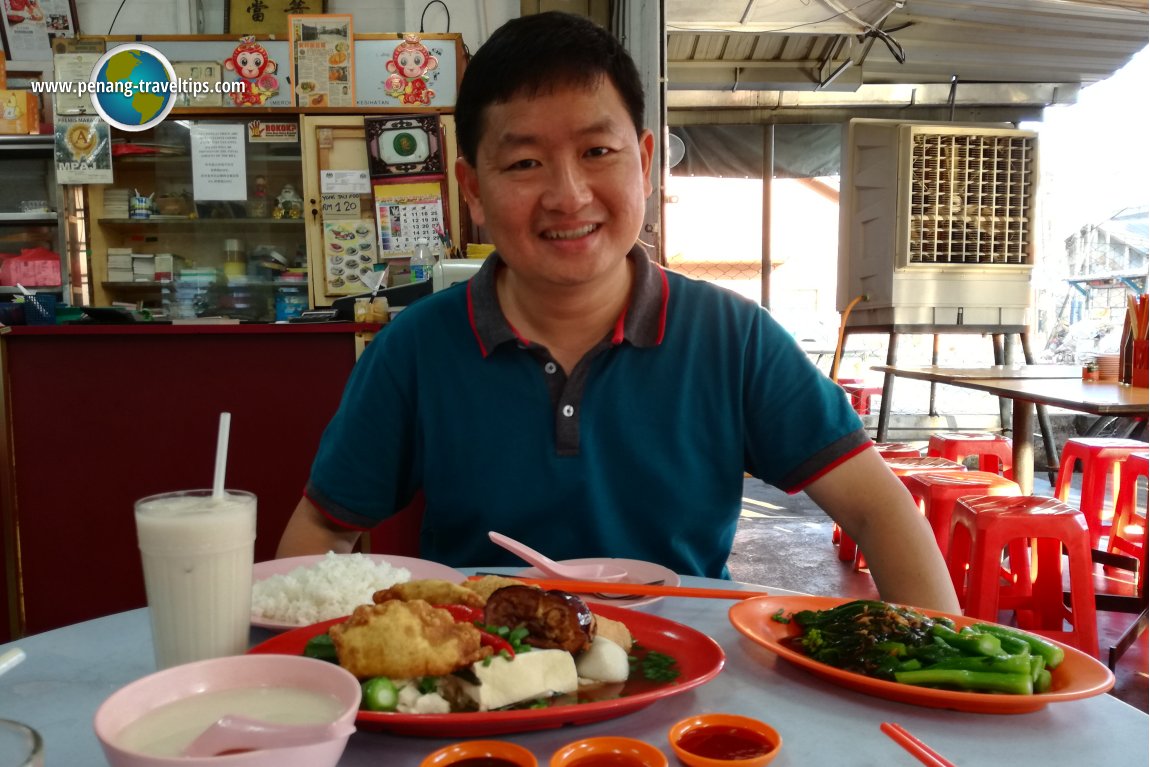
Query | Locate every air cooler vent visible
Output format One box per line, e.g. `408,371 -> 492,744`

909,132 -> 1036,266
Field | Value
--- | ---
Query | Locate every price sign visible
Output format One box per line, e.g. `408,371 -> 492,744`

322,193 -> 361,220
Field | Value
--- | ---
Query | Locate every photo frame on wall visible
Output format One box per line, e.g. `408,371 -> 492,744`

172,61 -> 224,108
364,114 -> 445,179
225,0 -> 326,36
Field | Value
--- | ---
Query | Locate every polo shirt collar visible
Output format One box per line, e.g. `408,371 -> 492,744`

466,244 -> 669,357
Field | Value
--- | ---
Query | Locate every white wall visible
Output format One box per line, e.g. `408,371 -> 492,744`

76,0 -> 516,55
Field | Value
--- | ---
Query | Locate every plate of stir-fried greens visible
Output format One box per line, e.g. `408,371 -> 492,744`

729,596 -> 1114,714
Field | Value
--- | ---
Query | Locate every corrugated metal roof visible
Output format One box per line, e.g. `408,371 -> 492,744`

666,0 -> 1148,112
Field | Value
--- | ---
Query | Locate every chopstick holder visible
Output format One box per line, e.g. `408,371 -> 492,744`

880,722 -> 956,767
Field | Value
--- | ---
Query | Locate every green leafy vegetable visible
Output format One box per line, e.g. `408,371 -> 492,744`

784,600 -> 1063,695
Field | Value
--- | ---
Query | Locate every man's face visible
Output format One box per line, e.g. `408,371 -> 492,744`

456,80 -> 654,290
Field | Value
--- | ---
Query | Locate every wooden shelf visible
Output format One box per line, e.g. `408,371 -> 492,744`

97,217 -> 306,227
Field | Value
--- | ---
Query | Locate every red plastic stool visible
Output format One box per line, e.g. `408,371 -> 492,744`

840,457 -> 966,570
874,442 -> 922,460
903,471 -> 1021,558
927,432 -> 1014,479
1054,437 -> 1148,548
1106,451 -> 1149,589
947,495 -> 1099,657
842,383 -> 884,415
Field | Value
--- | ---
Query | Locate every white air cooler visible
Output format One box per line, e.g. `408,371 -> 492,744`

837,119 -> 1038,327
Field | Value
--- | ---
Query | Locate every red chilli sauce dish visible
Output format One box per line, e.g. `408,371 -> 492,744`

420,739 -> 538,767
668,714 -> 781,767
550,736 -> 668,767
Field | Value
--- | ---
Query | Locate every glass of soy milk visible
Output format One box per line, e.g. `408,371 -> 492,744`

134,490 -> 257,669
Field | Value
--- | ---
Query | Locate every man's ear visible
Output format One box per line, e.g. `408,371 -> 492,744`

638,129 -> 655,199
455,156 -> 486,228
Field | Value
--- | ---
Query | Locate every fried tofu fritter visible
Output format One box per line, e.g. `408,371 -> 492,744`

330,599 -> 492,679
373,579 -> 485,608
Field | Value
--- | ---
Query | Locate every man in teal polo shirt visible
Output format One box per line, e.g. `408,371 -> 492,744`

279,12 -> 959,611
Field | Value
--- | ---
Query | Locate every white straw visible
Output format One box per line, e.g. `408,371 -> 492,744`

0,647 -> 26,677
212,412 -> 231,499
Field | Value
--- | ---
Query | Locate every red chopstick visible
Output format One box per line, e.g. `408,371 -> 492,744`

880,722 -> 956,767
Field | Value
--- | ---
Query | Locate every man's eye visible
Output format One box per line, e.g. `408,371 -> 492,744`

585,146 -> 612,158
506,158 -> 539,171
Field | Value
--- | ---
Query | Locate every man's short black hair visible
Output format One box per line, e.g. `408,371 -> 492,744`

455,11 -> 646,165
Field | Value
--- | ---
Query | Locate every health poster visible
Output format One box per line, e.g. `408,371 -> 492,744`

372,181 -> 446,258
288,13 -> 354,107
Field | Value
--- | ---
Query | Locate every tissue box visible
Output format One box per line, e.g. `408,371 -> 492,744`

0,90 -> 40,134
0,249 -> 62,287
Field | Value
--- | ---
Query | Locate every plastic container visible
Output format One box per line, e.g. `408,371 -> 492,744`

276,285 -> 309,321
410,238 -> 434,283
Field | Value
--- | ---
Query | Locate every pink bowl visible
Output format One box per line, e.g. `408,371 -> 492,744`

93,655 -> 361,767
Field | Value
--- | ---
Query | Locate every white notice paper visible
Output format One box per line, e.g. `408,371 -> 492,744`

191,123 -> 247,201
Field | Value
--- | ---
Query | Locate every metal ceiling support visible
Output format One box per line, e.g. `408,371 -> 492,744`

667,81 -> 1081,109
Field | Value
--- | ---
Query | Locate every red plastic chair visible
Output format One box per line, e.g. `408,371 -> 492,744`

947,495 -> 1099,657
927,431 -> 1014,479
1054,437 -> 1147,548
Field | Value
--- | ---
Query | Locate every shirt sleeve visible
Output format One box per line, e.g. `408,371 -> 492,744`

742,307 -> 869,491
305,323 -> 421,529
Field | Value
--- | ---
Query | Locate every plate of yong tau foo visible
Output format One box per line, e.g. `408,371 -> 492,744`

248,576 -> 726,736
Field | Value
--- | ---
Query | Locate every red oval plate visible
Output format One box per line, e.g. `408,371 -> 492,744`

248,603 -> 725,736
729,595 -> 1114,714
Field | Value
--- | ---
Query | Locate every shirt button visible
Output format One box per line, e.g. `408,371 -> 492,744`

544,362 -> 557,374
561,404 -> 575,418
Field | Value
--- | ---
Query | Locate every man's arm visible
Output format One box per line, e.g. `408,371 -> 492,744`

276,496 -> 362,558
803,447 -> 961,613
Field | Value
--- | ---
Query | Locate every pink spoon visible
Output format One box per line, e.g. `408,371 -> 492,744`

182,715 -> 355,758
488,531 -> 629,582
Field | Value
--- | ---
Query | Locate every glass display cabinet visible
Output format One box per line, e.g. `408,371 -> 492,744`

87,118 -> 307,322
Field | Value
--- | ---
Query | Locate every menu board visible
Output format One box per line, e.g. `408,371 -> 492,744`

288,13 -> 354,107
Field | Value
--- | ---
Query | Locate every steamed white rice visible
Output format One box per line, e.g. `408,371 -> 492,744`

251,552 -> 412,625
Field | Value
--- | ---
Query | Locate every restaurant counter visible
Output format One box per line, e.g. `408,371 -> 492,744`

0,574 -> 1146,766
0,323 -> 377,642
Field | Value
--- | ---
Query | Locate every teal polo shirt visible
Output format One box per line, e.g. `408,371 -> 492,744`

307,246 -> 867,577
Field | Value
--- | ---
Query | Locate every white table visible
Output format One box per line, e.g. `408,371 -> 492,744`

1,575 -> 1146,766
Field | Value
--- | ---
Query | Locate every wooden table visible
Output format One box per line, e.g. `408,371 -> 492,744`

872,365 -> 1145,495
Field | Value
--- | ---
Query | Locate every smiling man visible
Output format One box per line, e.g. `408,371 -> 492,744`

278,12 -> 959,613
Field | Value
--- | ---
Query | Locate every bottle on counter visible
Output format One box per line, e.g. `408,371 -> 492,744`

410,238 -> 434,283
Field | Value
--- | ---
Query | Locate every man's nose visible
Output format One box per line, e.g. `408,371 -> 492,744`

542,160 -> 593,212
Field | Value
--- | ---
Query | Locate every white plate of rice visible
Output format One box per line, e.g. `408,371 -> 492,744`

251,552 -> 465,631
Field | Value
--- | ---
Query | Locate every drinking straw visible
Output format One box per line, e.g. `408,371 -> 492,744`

0,647 -> 26,677
880,722 -> 956,767
212,412 -> 231,499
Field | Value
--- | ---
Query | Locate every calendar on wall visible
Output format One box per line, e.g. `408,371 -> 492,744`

372,180 -> 447,257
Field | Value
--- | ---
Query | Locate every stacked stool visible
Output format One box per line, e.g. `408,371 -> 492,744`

903,470 -> 1021,557
947,495 -> 1099,657
839,456 -> 966,570
1054,437 -> 1148,547
873,442 -> 922,460
927,431 -> 1014,479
